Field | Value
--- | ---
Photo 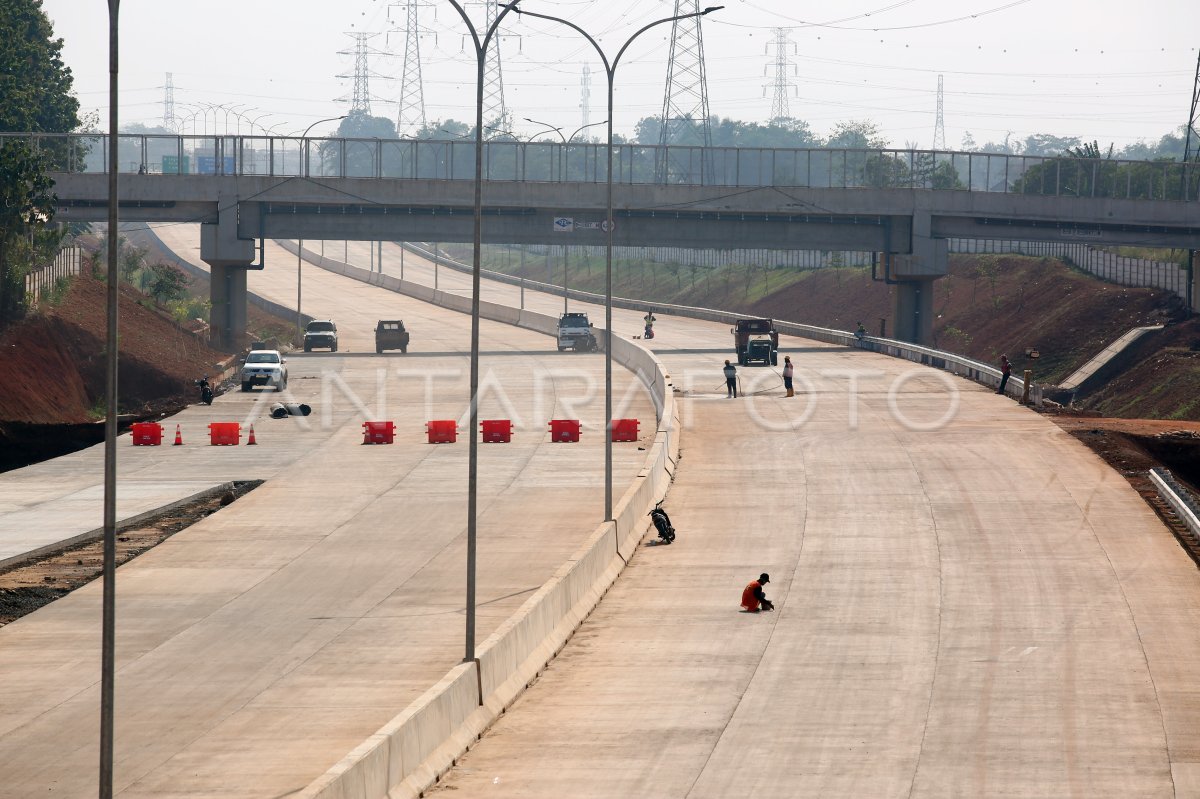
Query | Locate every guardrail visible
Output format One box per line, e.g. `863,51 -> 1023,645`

1149,467 -> 1200,547
7,132 -> 1199,201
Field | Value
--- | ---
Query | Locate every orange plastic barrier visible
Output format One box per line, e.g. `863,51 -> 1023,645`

480,419 -> 512,443
363,421 -> 396,444
610,418 -> 639,442
208,422 -> 241,446
130,422 -> 163,446
549,419 -> 581,443
427,420 -> 457,444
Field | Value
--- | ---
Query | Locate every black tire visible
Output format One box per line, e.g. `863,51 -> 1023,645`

401,345 -> 408,354
241,382 -> 250,392
331,344 -> 337,352
376,345 -> 383,354
304,344 -> 311,352
770,351 -> 778,366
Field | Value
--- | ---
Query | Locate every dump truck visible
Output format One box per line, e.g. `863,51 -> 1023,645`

375,320 -> 410,353
557,312 -> 598,352
733,318 -> 778,366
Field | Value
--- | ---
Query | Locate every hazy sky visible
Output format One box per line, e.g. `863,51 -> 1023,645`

41,0 -> 1200,149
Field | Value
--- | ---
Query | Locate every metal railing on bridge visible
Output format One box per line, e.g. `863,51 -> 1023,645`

6,132 -> 1199,202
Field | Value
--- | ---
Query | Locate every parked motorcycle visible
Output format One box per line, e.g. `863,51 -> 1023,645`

648,500 -> 675,544
195,376 -> 214,405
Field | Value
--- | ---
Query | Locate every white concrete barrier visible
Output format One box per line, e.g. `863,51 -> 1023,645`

302,663 -> 484,799
293,243 -> 679,799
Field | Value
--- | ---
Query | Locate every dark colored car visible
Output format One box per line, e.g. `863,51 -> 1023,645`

304,320 -> 338,352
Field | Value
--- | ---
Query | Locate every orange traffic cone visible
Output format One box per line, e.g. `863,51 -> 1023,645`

172,424 -> 183,446
246,424 -> 257,445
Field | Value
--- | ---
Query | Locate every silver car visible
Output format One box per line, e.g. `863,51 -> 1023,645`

240,350 -> 288,391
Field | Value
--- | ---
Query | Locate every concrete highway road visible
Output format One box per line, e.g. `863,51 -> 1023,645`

5,228 -> 1199,798
0,227 -> 654,797
305,243 -> 1200,797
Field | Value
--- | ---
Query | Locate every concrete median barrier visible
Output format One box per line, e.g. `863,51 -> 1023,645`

301,663 -> 485,799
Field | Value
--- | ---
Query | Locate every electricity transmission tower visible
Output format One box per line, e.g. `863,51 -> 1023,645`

580,64 -> 592,132
657,0 -> 714,182
1184,50 -> 1200,164
391,0 -> 432,133
475,0 -> 512,131
338,32 -> 381,115
764,28 -> 797,123
162,72 -> 176,132
932,74 -> 946,150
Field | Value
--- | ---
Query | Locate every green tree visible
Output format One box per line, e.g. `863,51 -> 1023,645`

0,0 -> 79,326
0,140 -> 56,324
825,120 -> 889,149
146,263 -> 189,304
0,0 -> 80,133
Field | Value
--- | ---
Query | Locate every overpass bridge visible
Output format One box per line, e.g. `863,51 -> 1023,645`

11,133 -> 1200,347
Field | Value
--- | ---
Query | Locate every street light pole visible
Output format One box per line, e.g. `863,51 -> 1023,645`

511,4 -> 722,522
101,5 -> 120,796
444,0 -> 521,666
296,115 -> 348,345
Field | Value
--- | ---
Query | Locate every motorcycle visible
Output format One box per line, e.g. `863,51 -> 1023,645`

648,500 -> 675,544
195,376 -> 214,406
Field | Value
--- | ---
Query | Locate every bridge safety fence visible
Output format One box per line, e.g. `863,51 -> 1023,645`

8,132 -> 1200,202
949,239 -> 1192,302
490,237 -> 1191,306
24,245 -> 83,302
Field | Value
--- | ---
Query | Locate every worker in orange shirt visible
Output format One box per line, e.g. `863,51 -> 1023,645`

740,573 -> 774,612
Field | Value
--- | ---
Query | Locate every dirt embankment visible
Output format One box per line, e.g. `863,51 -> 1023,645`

640,253 -> 1193,419
0,272 -> 235,470
0,271 -> 231,424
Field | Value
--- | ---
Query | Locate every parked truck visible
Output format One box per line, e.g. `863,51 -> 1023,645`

557,312 -> 598,352
375,320 -> 410,353
733,318 -> 778,366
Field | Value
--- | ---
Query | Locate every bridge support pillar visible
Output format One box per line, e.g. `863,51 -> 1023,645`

207,264 -> 248,352
888,217 -> 946,345
893,278 -> 935,346
201,198 -> 257,351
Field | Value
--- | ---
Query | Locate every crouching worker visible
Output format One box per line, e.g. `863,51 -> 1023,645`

740,572 -> 774,612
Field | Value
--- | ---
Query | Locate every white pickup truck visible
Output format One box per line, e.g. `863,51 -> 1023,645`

240,349 -> 288,391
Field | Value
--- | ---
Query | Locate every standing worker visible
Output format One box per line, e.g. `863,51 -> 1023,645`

723,359 -> 738,398
997,354 -> 1012,395
740,573 -> 774,612
782,355 -> 794,397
